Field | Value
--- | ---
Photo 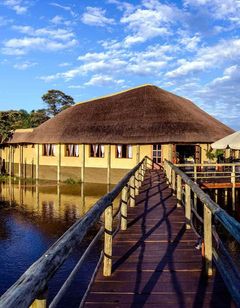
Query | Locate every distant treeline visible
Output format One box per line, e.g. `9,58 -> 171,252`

0,89 -> 75,143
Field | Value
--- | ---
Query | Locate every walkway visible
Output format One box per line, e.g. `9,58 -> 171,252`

84,170 -> 235,307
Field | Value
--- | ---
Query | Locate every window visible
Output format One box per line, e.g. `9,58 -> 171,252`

90,144 -> 104,157
65,144 -> 79,157
152,144 -> 161,163
116,145 -> 133,158
43,144 -> 56,156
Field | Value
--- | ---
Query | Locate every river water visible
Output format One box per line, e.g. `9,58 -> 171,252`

0,180 -> 119,307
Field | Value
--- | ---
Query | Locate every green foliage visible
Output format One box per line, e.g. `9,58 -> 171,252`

29,109 -> 50,127
0,174 -> 10,182
215,149 -> 224,157
64,177 -> 81,184
0,109 -> 49,143
205,149 -> 215,161
42,89 -> 75,117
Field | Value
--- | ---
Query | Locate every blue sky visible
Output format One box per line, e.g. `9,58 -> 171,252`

0,0 -> 240,130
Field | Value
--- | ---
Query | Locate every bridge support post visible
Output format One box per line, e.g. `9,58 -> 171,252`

231,166 -> 236,211
121,185 -> 128,230
130,176 -> 135,207
135,170 -> 139,196
103,204 -> 113,276
177,175 -> 182,207
30,289 -> 47,308
185,184 -> 191,229
204,204 -> 213,276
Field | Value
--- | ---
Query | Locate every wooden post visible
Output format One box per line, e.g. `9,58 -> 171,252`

129,175 -> 135,207
177,175 -> 182,207
57,144 -> 61,183
121,185 -> 128,230
204,204 -> 213,276
107,145 -> 111,185
231,165 -> 236,211
30,289 -> 47,308
103,204 -> 113,276
30,299 -> 46,308
135,170 -> 139,196
81,144 -> 85,183
185,184 -> 191,229
35,144 -> 39,181
194,165 -> 197,182
214,189 -> 218,203
172,169 -> 176,194
224,188 -> 228,205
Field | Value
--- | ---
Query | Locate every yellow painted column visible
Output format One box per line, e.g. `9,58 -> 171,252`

35,144 -> 39,180
81,144 -> 85,183
57,144 -> 61,183
19,145 -> 23,178
137,145 -> 140,164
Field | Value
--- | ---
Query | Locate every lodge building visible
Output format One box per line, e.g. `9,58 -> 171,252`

0,85 -> 234,184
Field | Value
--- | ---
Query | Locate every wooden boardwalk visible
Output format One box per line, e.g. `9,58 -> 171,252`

84,170 -> 235,307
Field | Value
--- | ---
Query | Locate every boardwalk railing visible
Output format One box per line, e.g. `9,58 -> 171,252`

176,163 -> 240,183
0,156 -> 150,308
164,160 -> 240,304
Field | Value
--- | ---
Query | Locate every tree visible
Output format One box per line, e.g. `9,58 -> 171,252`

0,109 -> 49,144
29,109 -> 49,127
41,89 -> 75,117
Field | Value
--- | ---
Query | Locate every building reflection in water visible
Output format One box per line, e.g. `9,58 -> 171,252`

0,180 -> 118,238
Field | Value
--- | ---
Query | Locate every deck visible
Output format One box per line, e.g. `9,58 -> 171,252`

84,170 -> 235,307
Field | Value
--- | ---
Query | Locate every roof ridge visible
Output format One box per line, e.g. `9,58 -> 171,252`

75,84 -> 155,106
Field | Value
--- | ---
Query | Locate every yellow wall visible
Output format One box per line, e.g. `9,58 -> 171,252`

0,143 -> 212,182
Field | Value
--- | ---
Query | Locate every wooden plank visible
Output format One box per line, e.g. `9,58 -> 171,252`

84,169 -> 235,307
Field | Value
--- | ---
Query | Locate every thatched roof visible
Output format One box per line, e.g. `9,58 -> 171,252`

7,128 -> 34,144
9,85 -> 234,144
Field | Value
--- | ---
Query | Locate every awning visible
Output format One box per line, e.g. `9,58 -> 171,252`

211,131 -> 240,150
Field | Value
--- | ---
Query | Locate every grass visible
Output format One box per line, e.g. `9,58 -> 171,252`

64,177 -> 82,184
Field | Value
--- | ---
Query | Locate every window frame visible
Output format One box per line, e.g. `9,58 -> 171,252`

89,144 -> 105,158
115,145 -> 133,159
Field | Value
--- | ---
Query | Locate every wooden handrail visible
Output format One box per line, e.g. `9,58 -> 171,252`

176,163 -> 240,167
0,157 -> 148,308
164,159 -> 240,304
165,160 -> 240,239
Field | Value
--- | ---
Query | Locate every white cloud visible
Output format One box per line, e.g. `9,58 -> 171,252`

40,43 -> 174,82
50,15 -> 73,26
178,31 -> 201,51
3,0 -> 29,14
81,7 -> 115,27
120,1 -> 180,46
184,0 -> 240,21
84,74 -> 124,86
49,2 -> 77,17
58,62 -> 71,67
68,85 -> 84,89
2,26 -> 77,55
0,16 -> 13,26
166,38 -> 240,78
13,61 -> 37,70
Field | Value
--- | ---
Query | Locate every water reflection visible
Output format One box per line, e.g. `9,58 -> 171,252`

0,180 -> 117,307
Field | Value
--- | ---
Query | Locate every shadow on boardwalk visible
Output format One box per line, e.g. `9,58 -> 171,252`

84,170 -> 234,307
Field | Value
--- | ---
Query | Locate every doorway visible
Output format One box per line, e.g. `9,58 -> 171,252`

152,144 -> 162,168
176,145 -> 201,164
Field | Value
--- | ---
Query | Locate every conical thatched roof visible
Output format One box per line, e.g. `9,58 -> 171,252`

10,85 -> 234,144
